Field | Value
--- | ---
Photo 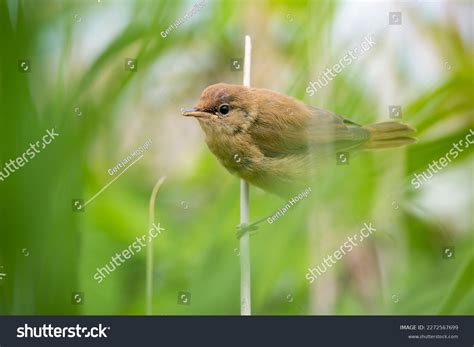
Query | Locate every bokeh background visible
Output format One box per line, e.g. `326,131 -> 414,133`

0,0 -> 472,315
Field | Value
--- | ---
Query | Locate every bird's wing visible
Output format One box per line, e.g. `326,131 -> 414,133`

249,105 -> 370,157
306,106 -> 370,151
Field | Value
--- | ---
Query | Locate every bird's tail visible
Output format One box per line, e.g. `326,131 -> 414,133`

361,121 -> 416,149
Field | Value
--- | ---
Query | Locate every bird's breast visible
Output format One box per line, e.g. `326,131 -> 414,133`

204,132 -> 260,176
203,130 -> 312,197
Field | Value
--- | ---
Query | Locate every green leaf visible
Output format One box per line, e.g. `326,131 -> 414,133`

438,254 -> 474,314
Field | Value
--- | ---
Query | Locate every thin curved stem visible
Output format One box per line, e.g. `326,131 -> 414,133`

146,176 -> 166,315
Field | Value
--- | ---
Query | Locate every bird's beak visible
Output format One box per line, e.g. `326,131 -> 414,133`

182,108 -> 217,120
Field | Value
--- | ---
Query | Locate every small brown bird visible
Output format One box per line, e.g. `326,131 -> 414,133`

183,83 -> 415,198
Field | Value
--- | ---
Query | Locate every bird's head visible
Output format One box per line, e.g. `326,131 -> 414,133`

182,83 -> 256,136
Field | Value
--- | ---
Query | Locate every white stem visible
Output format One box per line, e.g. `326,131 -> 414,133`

240,35 -> 252,316
146,176 -> 166,315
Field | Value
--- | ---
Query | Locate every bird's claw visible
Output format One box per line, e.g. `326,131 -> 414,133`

236,223 -> 259,239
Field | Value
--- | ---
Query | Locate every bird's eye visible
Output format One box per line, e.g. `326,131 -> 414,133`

218,103 -> 230,116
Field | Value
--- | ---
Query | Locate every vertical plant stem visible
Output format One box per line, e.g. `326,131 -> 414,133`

146,176 -> 166,315
240,35 -> 252,316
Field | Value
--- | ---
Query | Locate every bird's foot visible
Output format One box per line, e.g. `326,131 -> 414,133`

236,223 -> 259,239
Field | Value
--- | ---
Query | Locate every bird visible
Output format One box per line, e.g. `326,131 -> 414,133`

183,83 -> 416,199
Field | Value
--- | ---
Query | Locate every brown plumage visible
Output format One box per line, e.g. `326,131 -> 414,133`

183,83 -> 416,198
